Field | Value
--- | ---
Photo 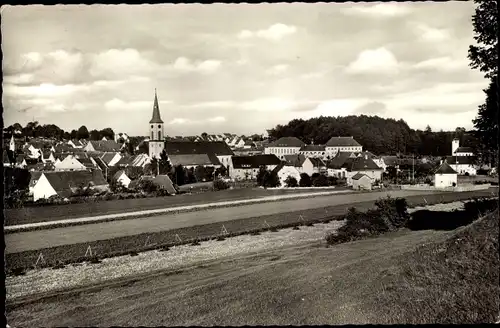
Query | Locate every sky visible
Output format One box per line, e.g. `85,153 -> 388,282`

2,2 -> 489,137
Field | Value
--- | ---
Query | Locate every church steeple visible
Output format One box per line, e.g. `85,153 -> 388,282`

149,88 -> 163,124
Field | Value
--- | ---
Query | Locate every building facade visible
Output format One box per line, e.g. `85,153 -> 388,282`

149,89 -> 165,159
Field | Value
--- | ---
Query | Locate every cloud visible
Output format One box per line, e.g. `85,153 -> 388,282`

267,64 -> 289,75
239,98 -> 304,112
354,101 -> 387,115
412,56 -> 469,72
3,73 -> 35,85
186,101 -> 236,109
341,3 -> 411,17
104,98 -> 172,112
413,24 -> 451,42
3,83 -> 90,98
345,47 -> 400,75
208,116 -> 226,123
172,57 -> 221,73
238,23 -> 297,41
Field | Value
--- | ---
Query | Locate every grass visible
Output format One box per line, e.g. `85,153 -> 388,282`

373,210 -> 499,324
6,192 -> 496,274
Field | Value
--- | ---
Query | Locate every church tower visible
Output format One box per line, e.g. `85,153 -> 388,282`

148,89 -> 165,159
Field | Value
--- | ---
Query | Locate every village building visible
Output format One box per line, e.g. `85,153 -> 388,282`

325,137 -> 362,158
271,163 -> 302,187
352,173 -> 373,190
54,154 -> 87,171
451,138 -> 474,156
113,170 -> 132,188
299,144 -> 326,159
30,170 -> 108,201
68,139 -> 85,149
148,89 -> 165,159
152,174 -> 176,194
84,140 -> 122,153
444,156 -> 477,176
168,154 -> 221,169
337,155 -> 383,186
165,141 -> 234,169
434,162 -> 458,188
325,152 -> 358,178
230,154 -> 281,180
264,137 -> 305,160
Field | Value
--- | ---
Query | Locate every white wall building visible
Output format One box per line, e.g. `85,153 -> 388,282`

54,155 -> 87,171
264,137 -> 305,160
434,162 -> 458,188
325,137 -> 362,158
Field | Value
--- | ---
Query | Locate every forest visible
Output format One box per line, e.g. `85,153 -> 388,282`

267,115 -> 479,157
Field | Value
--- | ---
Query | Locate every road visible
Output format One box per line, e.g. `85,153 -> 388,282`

5,189 -> 456,254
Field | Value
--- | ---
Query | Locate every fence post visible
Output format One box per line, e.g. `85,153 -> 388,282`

34,252 -> 45,268
175,234 -> 182,243
85,245 -> 93,257
221,224 -> 229,235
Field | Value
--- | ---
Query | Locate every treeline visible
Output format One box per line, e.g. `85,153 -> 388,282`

268,115 -> 479,156
4,122 -> 115,141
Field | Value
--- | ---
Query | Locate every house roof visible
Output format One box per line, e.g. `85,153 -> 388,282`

70,139 -> 83,147
165,141 -> 234,156
343,156 -> 382,172
267,137 -> 305,148
445,156 -> 476,165
29,171 -> 43,187
455,147 -> 474,153
101,152 -> 118,165
299,145 -> 326,152
92,156 -> 109,171
326,137 -> 361,147
326,152 -> 354,169
153,175 -> 176,194
283,154 -> 307,167
232,154 -> 281,169
435,162 -> 457,174
88,140 -> 121,152
43,170 -> 108,197
352,173 -> 369,180
150,90 -> 164,124
77,157 -> 96,169
113,170 -> 126,181
169,154 -> 217,167
309,157 -> 326,167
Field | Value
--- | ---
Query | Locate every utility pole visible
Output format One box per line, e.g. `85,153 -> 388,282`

412,154 -> 415,183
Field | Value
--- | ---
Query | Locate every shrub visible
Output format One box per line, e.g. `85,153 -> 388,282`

213,178 -> 230,191
299,173 -> 312,187
292,226 -> 300,230
190,240 -> 201,246
129,251 -> 139,257
285,175 -> 298,187
374,196 -> 410,230
216,236 -> 226,241
327,176 -> 338,186
11,267 -> 26,276
312,174 -> 329,187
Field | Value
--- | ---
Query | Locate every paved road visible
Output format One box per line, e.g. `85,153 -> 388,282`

6,190 -> 450,254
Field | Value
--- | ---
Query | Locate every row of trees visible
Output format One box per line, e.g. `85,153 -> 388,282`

4,122 -> 115,142
267,116 -> 479,158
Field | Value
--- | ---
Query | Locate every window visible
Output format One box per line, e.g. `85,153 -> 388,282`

151,125 -> 153,128
158,125 -> 161,128
151,132 -> 154,140
158,131 -> 161,140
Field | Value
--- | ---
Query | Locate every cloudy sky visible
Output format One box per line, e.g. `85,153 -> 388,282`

2,2 -> 488,137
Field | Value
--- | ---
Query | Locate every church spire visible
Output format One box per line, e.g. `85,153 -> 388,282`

149,88 -> 164,124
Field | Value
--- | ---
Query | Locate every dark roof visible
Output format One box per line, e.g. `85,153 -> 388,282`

77,157 -> 97,169
29,171 -> 43,187
153,175 -> 176,194
114,155 -> 132,167
70,139 -> 83,147
231,154 -> 281,169
113,170 -> 127,181
165,141 -> 234,156
435,162 -> 457,174
326,137 -> 361,147
326,152 -> 354,169
43,170 -> 108,197
283,154 -> 306,167
445,156 -> 476,165
169,154 -> 217,166
92,156 -> 108,170
149,90 -> 164,124
352,173 -> 369,180
88,140 -> 121,152
267,137 -> 305,148
308,157 -> 326,167
271,162 -> 286,174
101,152 -> 118,165
343,156 -> 382,172
299,145 -> 326,152
454,147 -> 474,153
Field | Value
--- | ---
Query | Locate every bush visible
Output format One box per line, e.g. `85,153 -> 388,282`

327,176 -> 338,186
213,179 -> 230,191
285,176 -> 298,187
312,174 -> 329,187
299,173 -> 312,187
326,196 -> 410,245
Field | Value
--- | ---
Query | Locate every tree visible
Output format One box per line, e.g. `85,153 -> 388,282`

473,78 -> 499,166
285,175 -> 298,187
201,132 -> 208,140
174,165 -> 186,186
195,166 -> 207,182
100,128 -> 115,141
468,0 -> 498,79
90,129 -> 101,140
150,149 -> 172,176
312,174 -> 329,187
299,173 -> 312,187
77,125 -> 89,139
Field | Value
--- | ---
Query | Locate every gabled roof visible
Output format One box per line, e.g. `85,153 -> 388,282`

352,173 -> 370,180
29,171 -> 43,188
88,140 -> 121,152
435,162 -> 457,174
343,156 -> 382,171
326,152 -> 354,169
300,145 -> 326,152
43,170 -> 108,197
153,175 -> 176,194
77,157 -> 97,169
326,137 -> 361,147
101,152 -> 118,165
92,156 -> 109,171
150,89 -> 164,124
309,157 -> 326,167
113,170 -> 127,181
169,154 -> 216,167
267,137 -> 305,148
454,147 -> 474,153
165,141 -> 234,156
232,154 -> 281,169
283,154 -> 307,167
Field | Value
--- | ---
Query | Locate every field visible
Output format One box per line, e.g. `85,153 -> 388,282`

5,187 -> 348,226
8,212 -> 497,326
5,189 -> 495,273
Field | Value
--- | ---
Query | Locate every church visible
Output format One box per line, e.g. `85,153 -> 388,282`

147,90 -> 234,170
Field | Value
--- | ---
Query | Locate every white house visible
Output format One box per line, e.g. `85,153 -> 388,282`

299,145 -> 327,159
352,173 -> 373,190
54,154 -> 87,171
343,155 -> 383,186
451,138 -> 474,157
434,162 -> 458,188
230,154 -> 281,181
272,163 -> 302,187
264,137 -> 305,160
444,156 -> 477,176
68,139 -> 84,149
113,170 -> 132,188
325,137 -> 362,158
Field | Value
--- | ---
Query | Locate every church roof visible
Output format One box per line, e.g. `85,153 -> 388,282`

149,89 -> 164,124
